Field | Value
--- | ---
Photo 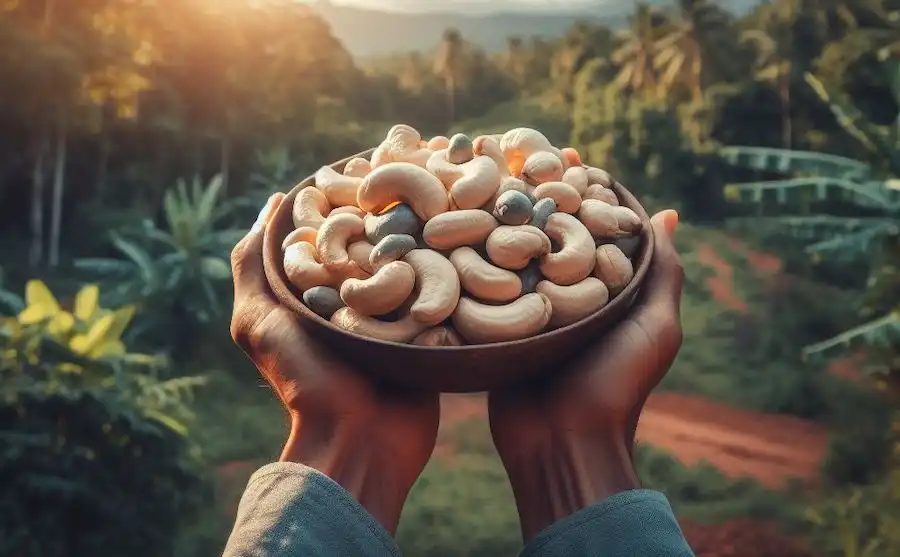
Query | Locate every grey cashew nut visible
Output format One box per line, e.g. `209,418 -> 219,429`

369,234 -> 417,270
292,186 -> 331,230
485,225 -> 552,270
517,260 -> 543,295
447,133 -> 474,164
340,260 -> 416,316
363,203 -> 421,244
402,249 -> 461,326
330,308 -> 428,343
357,162 -> 449,221
528,198 -> 557,230
536,277 -> 610,329
450,246 -> 522,303
480,176 -> 534,212
315,166 -> 363,207
302,286 -> 345,320
423,209 -> 499,251
594,244 -> 635,295
451,293 -> 553,344
493,190 -> 534,226
539,213 -> 596,286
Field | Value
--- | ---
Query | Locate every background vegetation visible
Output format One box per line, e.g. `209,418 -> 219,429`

1,0 -> 899,556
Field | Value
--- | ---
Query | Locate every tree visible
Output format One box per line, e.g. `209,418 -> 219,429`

434,28 -> 464,127
610,4 -> 664,101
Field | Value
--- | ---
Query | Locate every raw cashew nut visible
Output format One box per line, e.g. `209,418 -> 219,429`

347,240 -> 375,275
517,260 -> 543,295
500,128 -> 564,175
485,225 -> 551,270
451,293 -> 553,344
331,308 -> 428,343
579,199 -> 622,239
533,181 -> 582,214
493,190 -> 534,226
529,198 -> 557,230
370,124 -> 433,168
403,249 -> 461,326
364,203 -> 421,244
540,213 -> 596,285
594,244 -> 635,295
562,166 -> 589,195
315,166 -> 363,207
343,157 -> 372,178
612,206 -> 643,235
585,166 -> 614,187
450,247 -> 522,303
448,156 -> 503,210
292,186 -> 331,229
427,135 -> 450,150
561,147 -> 582,167
369,234 -> 417,270
423,209 -> 499,251
536,277 -> 610,328
447,133 -> 474,164
316,213 -> 365,272
412,326 -> 465,347
583,184 -> 619,206
282,226 -> 318,250
473,135 -> 510,176
426,149 -> 466,188
302,286 -> 345,320
329,205 -> 366,218
284,242 -> 366,292
340,260 -> 416,316
521,151 -> 563,185
357,162 -> 449,221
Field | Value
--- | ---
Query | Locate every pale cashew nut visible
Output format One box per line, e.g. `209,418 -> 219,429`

448,156 -> 502,210
370,124 -> 432,168
528,198 -> 557,230
363,203 -> 422,244
450,247 -> 522,303
412,326 -> 465,347
561,147 -> 582,167
521,151 -> 563,185
480,175 -> 533,212
536,277 -> 610,329
369,234 -> 417,270
340,260 -> 416,316
282,226 -> 318,250
447,133 -> 474,164
540,213 -> 596,285
533,181 -> 582,214
562,166 -> 589,195
578,199 -> 621,239
284,241 -> 366,291
493,190 -> 533,226
451,293 -> 553,344
403,249 -> 461,326
473,135 -> 510,176
315,166 -> 363,207
583,184 -> 619,206
594,244 -> 635,295
343,157 -> 372,178
485,225 -> 551,270
292,186 -> 331,229
427,135 -> 450,150
302,286 -> 345,320
499,128 -> 564,175
331,308 -> 428,343
347,240 -> 375,275
423,209 -> 499,250
426,149 -> 466,188
585,166 -> 614,187
329,206 -> 367,218
358,162 -> 449,221
612,206 -> 643,235
316,213 -> 365,272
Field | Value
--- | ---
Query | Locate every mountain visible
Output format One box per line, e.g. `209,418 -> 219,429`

307,0 -> 762,59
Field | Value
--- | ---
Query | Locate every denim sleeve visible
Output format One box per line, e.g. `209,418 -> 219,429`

222,462 -> 402,557
520,489 -> 695,557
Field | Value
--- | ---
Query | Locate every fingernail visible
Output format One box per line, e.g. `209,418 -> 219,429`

663,209 -> 679,236
251,195 -> 278,234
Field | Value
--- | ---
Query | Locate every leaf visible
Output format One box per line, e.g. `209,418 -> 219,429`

19,280 -> 60,324
105,305 -> 136,342
47,312 -> 75,337
200,257 -> 232,280
110,233 -> 158,285
69,313 -> 115,357
74,284 -> 100,322
142,409 -> 189,436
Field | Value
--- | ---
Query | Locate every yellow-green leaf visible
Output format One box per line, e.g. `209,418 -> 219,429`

74,284 -> 100,322
90,339 -> 126,358
57,362 -> 83,374
48,312 -> 75,336
69,313 -> 114,356
24,280 -> 60,315
143,409 -> 188,436
105,305 -> 135,342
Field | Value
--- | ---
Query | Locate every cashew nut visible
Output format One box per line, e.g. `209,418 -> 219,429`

561,147 -> 582,167
585,166 -> 614,187
540,213 -> 596,285
316,213 -> 365,272
369,234 -> 417,270
480,176 -> 533,212
521,151 -> 563,185
485,225 -> 551,270
329,205 -> 367,218
536,277 -> 609,329
363,203 -> 422,244
315,166 -> 363,207
445,156 -> 502,210
331,308 -> 428,343
451,293 -> 553,344
583,184 -> 619,206
529,198 -> 557,230
499,128 -> 563,175
493,190 -> 534,226
340,260 -> 416,316
302,286 -> 345,320
447,133 -> 474,164
427,135 -> 450,150
426,149 -> 466,188
292,186 -> 331,230
517,260 -> 543,295
284,241 -> 366,292
347,240 -> 375,275
594,244 -> 635,295
450,247 -> 522,303
357,162 -> 449,221
533,181 -> 582,214
412,326 -> 465,347
282,226 -> 318,250
561,166 -> 589,195
403,249 -> 461,326
578,199 -> 621,239
343,157 -> 372,178
612,206 -> 643,235
423,209 -> 498,250
370,124 -> 432,168
473,135 -> 510,176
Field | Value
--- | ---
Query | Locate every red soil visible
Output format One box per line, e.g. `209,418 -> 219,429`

696,244 -> 749,313
681,519 -> 819,557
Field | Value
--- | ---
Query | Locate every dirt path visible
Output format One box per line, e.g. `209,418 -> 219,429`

438,392 -> 829,489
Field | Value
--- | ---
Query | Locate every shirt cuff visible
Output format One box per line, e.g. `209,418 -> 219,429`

520,489 -> 695,557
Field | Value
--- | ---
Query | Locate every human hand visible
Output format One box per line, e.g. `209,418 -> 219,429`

229,194 -> 441,534
488,209 -> 684,540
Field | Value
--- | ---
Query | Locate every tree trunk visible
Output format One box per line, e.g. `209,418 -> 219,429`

220,134 -> 231,194
48,112 -> 68,268
445,75 -> 455,130
29,129 -> 48,268
96,106 -> 111,202
779,64 -> 792,149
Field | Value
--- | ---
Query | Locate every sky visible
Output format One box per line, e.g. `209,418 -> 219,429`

301,0 -> 621,14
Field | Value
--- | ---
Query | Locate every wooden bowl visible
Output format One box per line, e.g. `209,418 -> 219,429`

262,149 -> 655,393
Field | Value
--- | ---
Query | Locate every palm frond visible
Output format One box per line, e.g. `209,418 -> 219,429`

803,311 -> 900,359
719,146 -> 873,181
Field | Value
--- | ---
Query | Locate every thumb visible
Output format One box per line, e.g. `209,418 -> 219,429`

636,209 -> 684,316
231,193 -> 284,303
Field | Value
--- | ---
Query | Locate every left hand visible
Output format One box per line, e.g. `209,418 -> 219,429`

229,193 -> 441,534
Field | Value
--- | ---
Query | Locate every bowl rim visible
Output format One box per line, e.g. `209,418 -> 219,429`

263,148 -> 655,352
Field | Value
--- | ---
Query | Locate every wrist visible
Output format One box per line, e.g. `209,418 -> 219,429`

499,433 -> 640,541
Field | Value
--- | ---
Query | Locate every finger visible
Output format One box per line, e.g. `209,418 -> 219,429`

232,193 -> 284,303
635,209 -> 684,316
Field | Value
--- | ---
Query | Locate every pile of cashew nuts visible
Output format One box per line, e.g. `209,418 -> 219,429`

282,124 -> 642,347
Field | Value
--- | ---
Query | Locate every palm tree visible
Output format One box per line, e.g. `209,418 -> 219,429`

741,29 -> 793,148
502,35 -> 527,87
610,3 -> 662,101
434,28 -> 463,127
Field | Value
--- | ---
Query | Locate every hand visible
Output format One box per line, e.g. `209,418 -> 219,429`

229,194 -> 441,534
488,209 -> 684,541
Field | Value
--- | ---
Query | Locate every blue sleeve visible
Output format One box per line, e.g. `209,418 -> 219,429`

520,489 -> 695,557
222,462 -> 402,557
